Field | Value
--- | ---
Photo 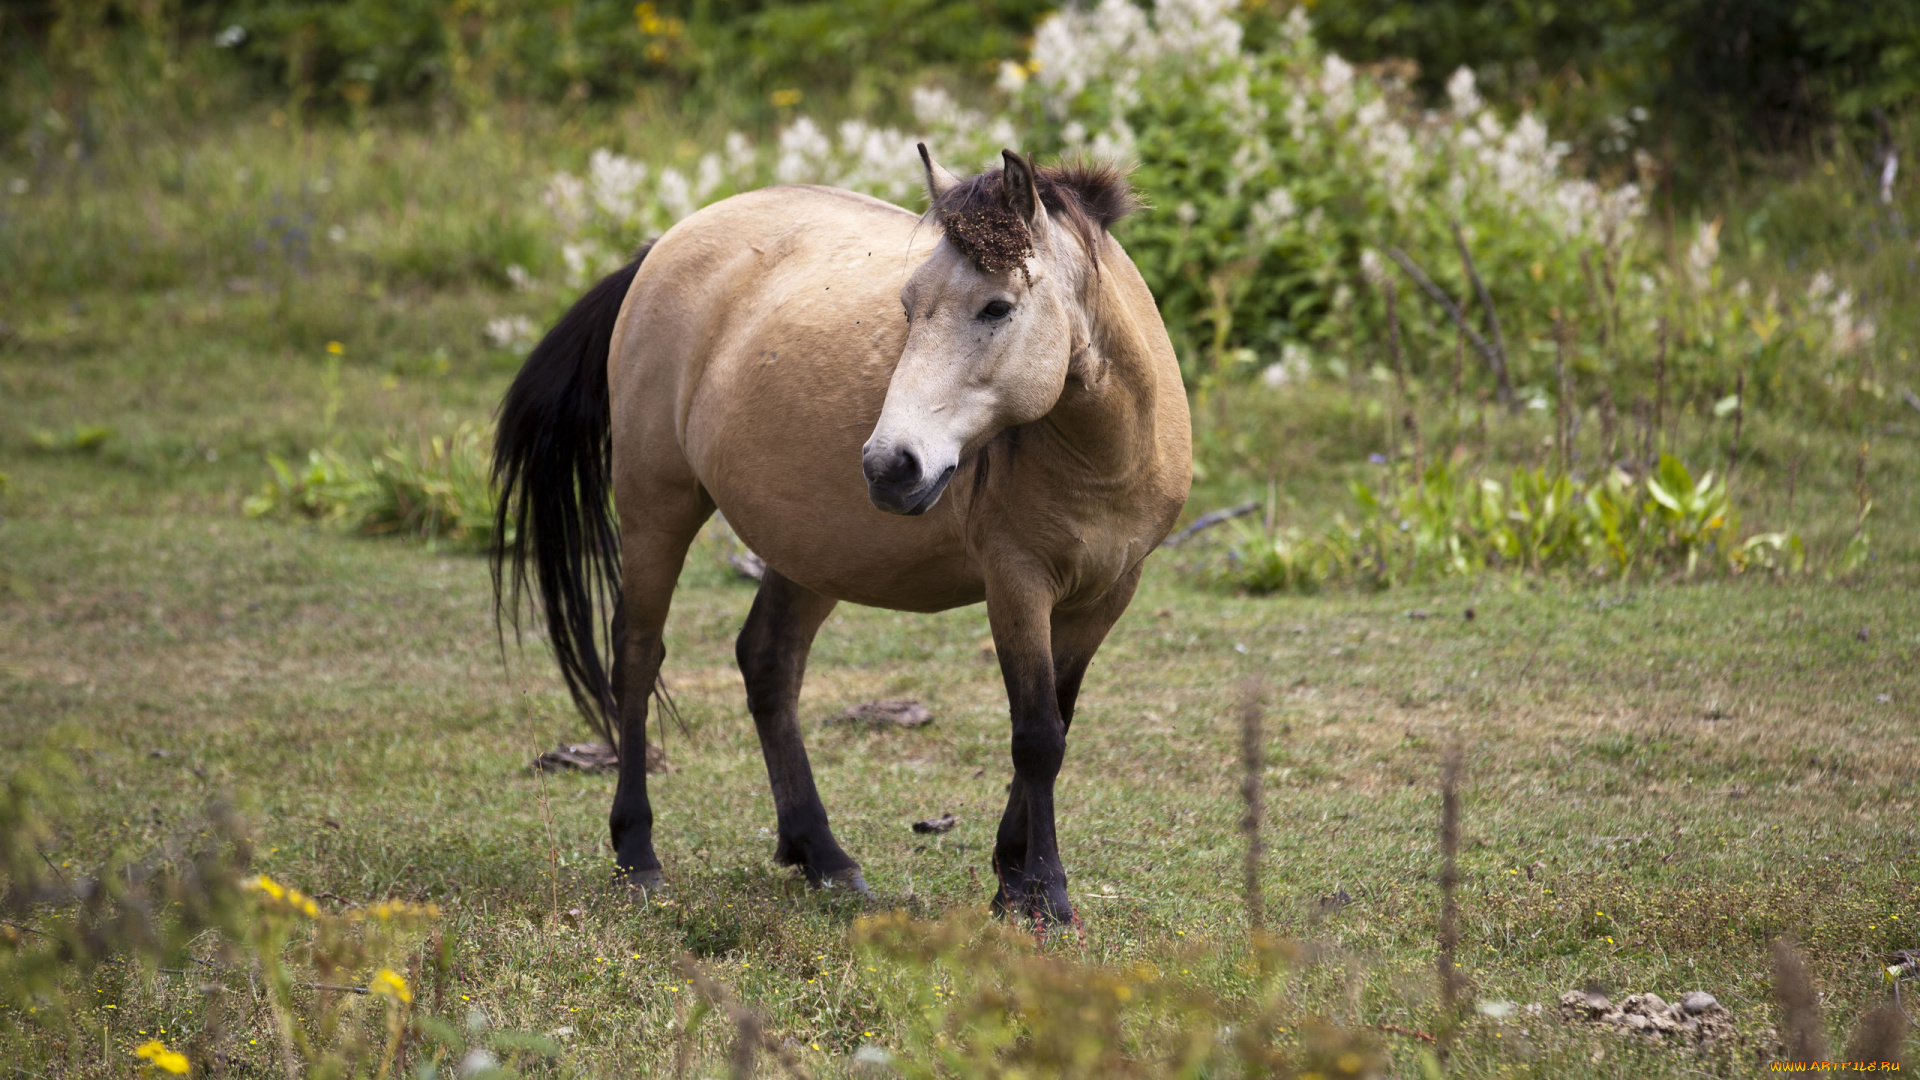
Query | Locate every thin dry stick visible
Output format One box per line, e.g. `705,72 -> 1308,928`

671,991 -> 693,1080
1599,388 -> 1618,465
1386,280 -> 1422,480
1727,367 -> 1746,484
677,956 -> 816,1080
1370,1022 -> 1438,1045
1580,250 -> 1611,356
1771,937 -> 1827,1062
1552,317 -> 1571,476
1450,221 -> 1515,408
1437,746 -> 1464,1057
1843,1004 -> 1908,1063
1451,326 -> 1466,432
1385,246 -> 1511,408
1598,248 -> 1621,345
1786,452 -> 1802,518
1239,681 -> 1266,935
1652,318 -> 1670,459
1633,398 -> 1652,474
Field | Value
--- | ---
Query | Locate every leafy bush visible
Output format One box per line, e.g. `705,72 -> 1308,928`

535,0 -> 1882,428
1200,453 -> 1806,593
243,423 -> 498,549
5,0 -> 1052,122
1304,0 -> 1920,159
0,752 -> 561,1077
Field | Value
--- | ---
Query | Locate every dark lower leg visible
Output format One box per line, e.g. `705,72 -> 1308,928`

605,502 -> 711,892
737,570 -> 862,889
990,776 -> 1031,913
991,613 -> 1072,923
985,568 -> 1141,925
608,609 -> 665,888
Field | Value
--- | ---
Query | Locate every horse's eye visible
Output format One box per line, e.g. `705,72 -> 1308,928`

977,300 -> 1014,321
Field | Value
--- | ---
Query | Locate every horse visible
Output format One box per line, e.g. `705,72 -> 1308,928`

491,145 -> 1191,925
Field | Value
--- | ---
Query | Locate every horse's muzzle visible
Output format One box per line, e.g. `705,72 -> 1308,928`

863,447 -> 955,515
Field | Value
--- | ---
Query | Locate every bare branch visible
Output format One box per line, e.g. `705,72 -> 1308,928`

1239,680 -> 1266,934
1450,222 -> 1514,407
677,956 -> 815,1080
1384,246 -> 1509,407
1165,502 -> 1258,546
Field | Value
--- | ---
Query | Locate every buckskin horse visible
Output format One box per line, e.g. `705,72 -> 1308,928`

492,145 -> 1191,925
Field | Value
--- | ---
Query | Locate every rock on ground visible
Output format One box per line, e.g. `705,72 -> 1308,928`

1556,989 -> 1739,1049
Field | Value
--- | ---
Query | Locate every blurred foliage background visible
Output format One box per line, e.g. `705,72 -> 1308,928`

5,0 -> 1915,149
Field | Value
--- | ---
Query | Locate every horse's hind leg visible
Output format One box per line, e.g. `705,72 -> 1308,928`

609,494 -> 712,892
736,568 -> 865,892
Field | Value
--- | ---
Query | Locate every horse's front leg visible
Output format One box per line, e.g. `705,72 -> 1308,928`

987,566 -> 1142,927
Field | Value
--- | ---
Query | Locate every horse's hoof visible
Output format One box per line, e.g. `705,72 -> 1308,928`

620,868 -> 668,897
1023,888 -> 1077,935
820,866 -> 871,896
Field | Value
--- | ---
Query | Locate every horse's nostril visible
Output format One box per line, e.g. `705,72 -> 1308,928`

868,448 -> 921,488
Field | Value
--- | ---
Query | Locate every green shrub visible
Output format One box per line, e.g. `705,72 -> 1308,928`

0,751 -> 552,1079
1303,0 -> 1920,163
1201,453 -> 1805,593
243,423 -> 498,549
535,0 -> 1882,427
5,0 -> 1053,123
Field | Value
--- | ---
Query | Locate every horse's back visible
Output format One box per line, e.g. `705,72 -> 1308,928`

607,184 -> 981,610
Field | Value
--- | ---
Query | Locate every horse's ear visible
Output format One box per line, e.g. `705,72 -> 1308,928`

918,143 -> 959,203
1001,149 -> 1042,226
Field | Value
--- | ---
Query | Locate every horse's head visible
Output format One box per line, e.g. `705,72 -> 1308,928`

862,146 -> 1134,515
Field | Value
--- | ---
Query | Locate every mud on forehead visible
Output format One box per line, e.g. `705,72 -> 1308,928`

937,204 -> 1034,280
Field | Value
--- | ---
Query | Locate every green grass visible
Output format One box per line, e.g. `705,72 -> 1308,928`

4,112 -> 1920,1076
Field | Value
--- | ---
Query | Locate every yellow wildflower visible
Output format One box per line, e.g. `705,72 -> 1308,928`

770,88 -> 802,108
135,1039 -> 190,1074
369,968 -> 412,1005
245,874 -> 285,900
325,341 -> 344,355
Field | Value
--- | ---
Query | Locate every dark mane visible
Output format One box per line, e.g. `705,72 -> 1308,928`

930,158 -> 1140,277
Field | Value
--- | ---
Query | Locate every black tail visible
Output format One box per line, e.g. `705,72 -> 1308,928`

491,246 -> 649,745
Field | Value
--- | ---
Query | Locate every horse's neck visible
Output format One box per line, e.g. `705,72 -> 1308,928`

1040,274 -> 1162,485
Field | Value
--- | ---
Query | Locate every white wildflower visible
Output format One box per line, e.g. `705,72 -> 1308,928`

485,314 -> 538,351
1247,185 -> 1297,247
1089,120 -> 1136,162
1685,218 -> 1720,290
693,152 -> 724,203
1446,66 -> 1482,116
587,149 -> 648,223
655,166 -> 694,222
997,60 -> 1029,96
1281,6 -> 1312,45
724,131 -> 757,176
1358,248 -> 1387,287
1808,271 -> 1876,356
543,171 -> 587,231
775,117 -> 833,185
1262,342 -> 1313,387
1319,55 -> 1355,115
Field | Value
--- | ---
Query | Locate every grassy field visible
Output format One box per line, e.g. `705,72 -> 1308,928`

5,116 -> 1920,1076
